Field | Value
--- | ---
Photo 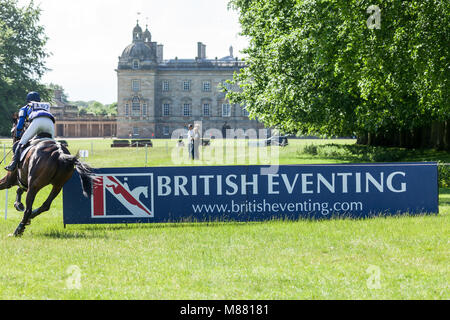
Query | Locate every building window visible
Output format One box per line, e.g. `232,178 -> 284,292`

183,103 -> 191,117
125,104 -> 129,116
133,60 -> 139,69
222,103 -> 231,117
133,127 -> 139,136
132,97 -> 140,116
162,81 -> 170,92
183,80 -> 191,91
203,103 -> 210,116
142,103 -> 147,116
163,126 -> 169,136
242,106 -> 250,117
202,81 -> 211,92
132,80 -> 140,92
162,103 -> 170,116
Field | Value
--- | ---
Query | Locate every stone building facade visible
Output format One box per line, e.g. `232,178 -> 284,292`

116,22 -> 264,139
51,90 -> 117,138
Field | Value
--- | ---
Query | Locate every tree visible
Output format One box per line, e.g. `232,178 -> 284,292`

71,100 -> 117,117
0,0 -> 50,135
227,0 -> 450,149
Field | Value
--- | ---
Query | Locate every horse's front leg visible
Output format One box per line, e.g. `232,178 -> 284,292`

14,188 -> 25,212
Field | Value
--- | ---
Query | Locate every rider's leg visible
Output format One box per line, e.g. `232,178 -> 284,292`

33,117 -> 55,139
5,119 -> 37,171
5,143 -> 23,171
5,117 -> 54,171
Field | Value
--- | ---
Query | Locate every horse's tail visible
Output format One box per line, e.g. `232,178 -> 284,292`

59,153 -> 94,198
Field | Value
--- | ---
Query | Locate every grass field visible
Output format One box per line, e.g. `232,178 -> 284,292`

0,138 -> 448,299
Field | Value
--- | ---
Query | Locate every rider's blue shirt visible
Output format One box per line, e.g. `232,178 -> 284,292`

16,102 -> 55,137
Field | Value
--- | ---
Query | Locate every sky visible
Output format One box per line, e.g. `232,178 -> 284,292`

18,0 -> 248,104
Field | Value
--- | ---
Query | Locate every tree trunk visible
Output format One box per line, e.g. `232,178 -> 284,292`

420,125 -> 431,149
356,132 -> 368,145
430,121 -> 439,149
443,120 -> 449,151
412,127 -> 422,149
436,121 -> 445,150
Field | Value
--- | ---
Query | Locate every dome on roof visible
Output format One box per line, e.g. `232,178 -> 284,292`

220,46 -> 235,61
121,42 -> 153,60
119,22 -> 158,66
220,55 -> 235,61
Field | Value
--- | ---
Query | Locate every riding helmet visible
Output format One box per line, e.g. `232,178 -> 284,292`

26,91 -> 41,102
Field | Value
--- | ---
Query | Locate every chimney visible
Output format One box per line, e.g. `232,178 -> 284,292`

157,44 -> 164,63
54,89 -> 63,104
197,42 -> 206,60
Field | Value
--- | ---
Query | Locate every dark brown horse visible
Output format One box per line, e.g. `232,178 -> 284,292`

0,122 -> 93,237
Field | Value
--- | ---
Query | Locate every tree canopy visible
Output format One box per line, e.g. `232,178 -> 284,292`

228,0 -> 449,148
71,100 -> 117,117
0,0 -> 50,135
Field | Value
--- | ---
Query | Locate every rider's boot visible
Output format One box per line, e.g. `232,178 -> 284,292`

5,144 -> 22,172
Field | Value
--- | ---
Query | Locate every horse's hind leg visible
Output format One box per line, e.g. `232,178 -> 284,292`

12,186 -> 38,237
29,185 -> 62,221
14,188 -> 25,212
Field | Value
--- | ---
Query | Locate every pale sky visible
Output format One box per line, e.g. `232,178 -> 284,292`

18,0 -> 248,104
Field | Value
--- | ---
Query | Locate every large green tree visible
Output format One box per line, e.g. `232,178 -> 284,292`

0,0 -> 50,135
228,0 -> 449,149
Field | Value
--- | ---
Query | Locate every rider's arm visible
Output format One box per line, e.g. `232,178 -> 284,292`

15,106 -> 29,138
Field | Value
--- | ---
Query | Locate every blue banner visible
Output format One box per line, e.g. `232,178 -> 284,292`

63,163 -> 439,225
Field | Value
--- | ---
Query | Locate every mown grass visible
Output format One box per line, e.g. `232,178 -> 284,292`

0,138 -> 448,299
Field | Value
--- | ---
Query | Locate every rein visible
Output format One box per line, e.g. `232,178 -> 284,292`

0,149 -> 13,165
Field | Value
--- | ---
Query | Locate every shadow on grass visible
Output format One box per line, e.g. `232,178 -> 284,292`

67,220 -> 263,232
40,210 -> 447,235
36,229 -> 109,239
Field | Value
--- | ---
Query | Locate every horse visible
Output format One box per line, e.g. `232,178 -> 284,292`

0,121 -> 93,237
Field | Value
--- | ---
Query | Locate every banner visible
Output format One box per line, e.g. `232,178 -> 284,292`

63,163 -> 438,225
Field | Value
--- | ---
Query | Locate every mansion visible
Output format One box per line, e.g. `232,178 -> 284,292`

116,22 -> 264,138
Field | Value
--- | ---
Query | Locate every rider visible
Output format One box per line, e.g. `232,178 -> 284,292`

5,91 -> 55,172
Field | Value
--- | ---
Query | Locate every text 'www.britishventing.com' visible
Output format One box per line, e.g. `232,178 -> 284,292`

192,199 -> 363,216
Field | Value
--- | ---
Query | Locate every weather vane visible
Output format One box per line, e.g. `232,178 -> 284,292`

137,12 -> 141,24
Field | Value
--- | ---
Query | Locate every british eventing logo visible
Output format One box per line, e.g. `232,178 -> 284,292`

91,173 -> 154,218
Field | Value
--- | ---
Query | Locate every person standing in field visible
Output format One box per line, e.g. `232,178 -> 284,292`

193,124 -> 201,160
187,124 -> 195,160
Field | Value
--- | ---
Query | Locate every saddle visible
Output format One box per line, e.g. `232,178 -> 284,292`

15,133 -> 55,191
18,133 -> 55,162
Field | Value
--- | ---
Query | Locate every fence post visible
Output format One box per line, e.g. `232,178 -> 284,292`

3,144 -> 7,220
145,144 -> 148,166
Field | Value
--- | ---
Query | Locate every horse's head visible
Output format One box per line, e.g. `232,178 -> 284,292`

11,122 -> 19,144
11,112 -> 26,144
